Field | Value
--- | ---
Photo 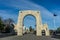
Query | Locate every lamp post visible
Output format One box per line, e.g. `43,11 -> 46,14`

53,14 -> 57,30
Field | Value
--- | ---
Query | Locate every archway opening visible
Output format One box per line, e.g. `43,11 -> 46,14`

42,30 -> 46,36
23,14 -> 36,35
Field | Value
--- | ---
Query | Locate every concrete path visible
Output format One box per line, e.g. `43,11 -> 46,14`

0,34 -> 60,40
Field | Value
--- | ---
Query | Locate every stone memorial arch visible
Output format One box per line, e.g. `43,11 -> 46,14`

15,10 -> 50,36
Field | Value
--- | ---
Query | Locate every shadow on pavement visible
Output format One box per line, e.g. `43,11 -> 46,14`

0,33 -> 17,38
51,35 -> 60,39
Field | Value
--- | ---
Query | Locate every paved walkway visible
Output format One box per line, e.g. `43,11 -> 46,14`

0,34 -> 60,40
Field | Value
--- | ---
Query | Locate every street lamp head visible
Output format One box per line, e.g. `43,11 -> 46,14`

53,14 -> 57,16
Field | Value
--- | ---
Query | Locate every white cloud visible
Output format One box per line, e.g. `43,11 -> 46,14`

3,0 -> 53,19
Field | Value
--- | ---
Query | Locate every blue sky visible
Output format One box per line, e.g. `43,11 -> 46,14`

0,0 -> 60,29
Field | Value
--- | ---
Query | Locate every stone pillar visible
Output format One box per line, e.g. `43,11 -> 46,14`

43,24 -> 50,36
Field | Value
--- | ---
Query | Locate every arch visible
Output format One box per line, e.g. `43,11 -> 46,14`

23,14 -> 36,26
15,10 -> 50,36
42,30 -> 46,36
16,10 -> 42,36
23,15 -> 36,34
